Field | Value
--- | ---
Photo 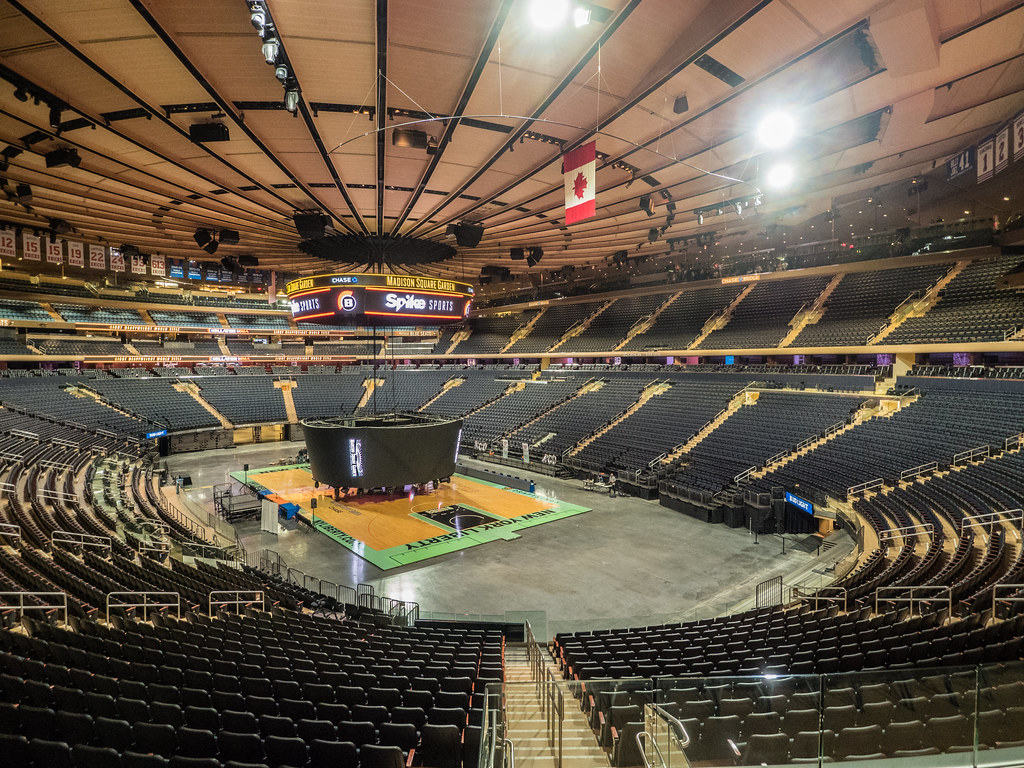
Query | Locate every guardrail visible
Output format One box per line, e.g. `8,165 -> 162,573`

847,478 -> 884,497
764,449 -> 789,467
878,522 -> 935,545
953,445 -> 990,465
106,591 -> 180,623
791,585 -> 848,612
733,466 -> 757,484
51,530 -> 111,554
874,585 -> 952,616
1004,325 -> 1019,341
900,461 -> 938,482
992,584 -> 1024,616
1006,433 -> 1023,452
0,591 -> 67,623
209,590 -> 264,617
0,523 -> 21,541
962,509 -> 1023,541
637,702 -> 691,768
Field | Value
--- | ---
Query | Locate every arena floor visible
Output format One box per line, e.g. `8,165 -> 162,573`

167,443 -> 853,636
230,463 -> 590,569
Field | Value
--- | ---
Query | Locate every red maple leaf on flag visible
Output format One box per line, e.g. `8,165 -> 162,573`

573,170 -> 588,200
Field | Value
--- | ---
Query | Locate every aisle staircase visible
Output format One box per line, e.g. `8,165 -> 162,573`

39,303 -> 64,322
273,379 -> 299,423
614,291 -> 682,351
138,309 -> 154,325
870,260 -> 968,344
568,380 -> 670,456
504,646 -> 607,768
173,382 -> 234,429
780,273 -> 844,347
418,377 -> 465,411
217,337 -> 231,356
445,328 -> 472,354
660,388 -> 756,465
688,283 -> 756,349
548,300 -> 616,352
358,378 -> 386,409
501,309 -> 547,353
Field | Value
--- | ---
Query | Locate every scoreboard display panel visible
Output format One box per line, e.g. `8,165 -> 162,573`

285,273 -> 473,326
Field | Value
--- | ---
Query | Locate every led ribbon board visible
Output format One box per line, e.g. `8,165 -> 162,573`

285,273 -> 474,326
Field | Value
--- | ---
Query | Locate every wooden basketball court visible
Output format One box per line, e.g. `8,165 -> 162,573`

232,464 -> 590,569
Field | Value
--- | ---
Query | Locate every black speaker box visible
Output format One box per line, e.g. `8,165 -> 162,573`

294,212 -> 328,240
189,123 -> 230,143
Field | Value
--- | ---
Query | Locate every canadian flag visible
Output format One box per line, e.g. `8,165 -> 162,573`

563,140 -> 596,225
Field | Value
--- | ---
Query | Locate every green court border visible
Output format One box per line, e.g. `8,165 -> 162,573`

230,466 -> 590,569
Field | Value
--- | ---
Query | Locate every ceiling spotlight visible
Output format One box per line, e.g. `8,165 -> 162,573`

757,111 -> 796,148
284,88 -> 300,114
13,87 -> 28,102
48,103 -> 64,130
193,228 -> 213,248
262,32 -> 280,65
766,162 -> 795,189
249,1 -> 266,34
274,63 -> 290,84
639,195 -> 654,216
573,6 -> 592,26
529,0 -> 570,29
697,213 -> 704,226
734,201 -> 743,216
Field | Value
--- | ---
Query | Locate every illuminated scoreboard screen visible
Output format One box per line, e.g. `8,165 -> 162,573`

285,273 -> 473,326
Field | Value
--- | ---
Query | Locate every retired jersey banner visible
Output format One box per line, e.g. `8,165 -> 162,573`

89,244 -> 106,269
22,232 -> 41,261
563,140 -> 596,225
67,241 -> 84,267
1014,112 -> 1024,162
131,254 -> 147,274
995,126 -> 1010,175
0,229 -> 15,260
977,137 -> 995,183
947,147 -> 973,181
150,254 -> 165,277
109,251 -> 125,272
46,239 -> 63,264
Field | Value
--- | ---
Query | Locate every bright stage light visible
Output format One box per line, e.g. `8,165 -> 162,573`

530,0 -> 570,29
757,111 -> 796,148
766,162 -> 795,189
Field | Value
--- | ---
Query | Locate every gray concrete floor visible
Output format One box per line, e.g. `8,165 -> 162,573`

166,442 -> 844,637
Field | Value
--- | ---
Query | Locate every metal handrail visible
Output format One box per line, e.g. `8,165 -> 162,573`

847,478 -> 884,497
900,461 -> 938,481
878,522 -> 935,544
953,444 -> 990,465
0,523 -> 21,540
992,583 -> 1024,615
106,591 -> 180,624
51,530 -> 112,553
209,590 -> 264,617
962,510 -> 1023,542
502,738 -> 514,768
0,591 -> 67,623
874,585 -> 953,616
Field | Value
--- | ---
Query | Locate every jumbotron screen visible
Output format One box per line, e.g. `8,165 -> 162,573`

303,414 -> 463,489
285,273 -> 473,326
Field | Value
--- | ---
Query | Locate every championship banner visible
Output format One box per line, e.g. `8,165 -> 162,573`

169,259 -> 184,279
89,244 -> 106,269
1014,112 -> 1024,162
46,239 -> 63,264
977,136 -> 995,183
522,442 -> 530,464
150,254 -> 165,277
22,232 -> 41,261
563,140 -> 596,225
67,241 -> 84,267
109,251 -> 125,272
188,262 -> 201,280
995,126 -> 1010,175
131,254 -> 147,275
0,229 -> 15,260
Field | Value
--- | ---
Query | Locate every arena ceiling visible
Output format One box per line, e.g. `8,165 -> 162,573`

0,0 -> 1023,283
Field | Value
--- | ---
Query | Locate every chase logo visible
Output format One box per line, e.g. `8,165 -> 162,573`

337,290 -> 358,312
